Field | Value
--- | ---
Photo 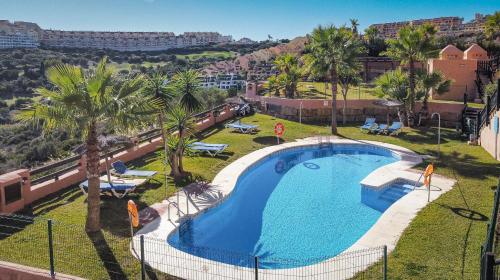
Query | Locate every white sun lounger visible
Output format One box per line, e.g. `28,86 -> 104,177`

225,122 -> 258,133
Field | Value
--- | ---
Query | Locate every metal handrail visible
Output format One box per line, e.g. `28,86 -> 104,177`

167,201 -> 185,222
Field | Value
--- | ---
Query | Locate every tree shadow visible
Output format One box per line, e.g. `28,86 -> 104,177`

0,214 -> 34,240
253,136 -> 284,145
87,230 -> 127,280
100,181 -> 160,237
21,185 -> 83,216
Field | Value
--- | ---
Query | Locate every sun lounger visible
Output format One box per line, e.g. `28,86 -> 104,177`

225,121 -> 258,133
360,118 -> 376,131
79,180 -> 137,198
369,124 -> 388,134
192,142 -> 227,148
190,143 -> 228,157
111,160 -> 157,178
387,122 -> 402,135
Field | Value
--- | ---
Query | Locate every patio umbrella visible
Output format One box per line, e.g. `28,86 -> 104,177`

373,99 -> 404,125
73,135 -> 134,183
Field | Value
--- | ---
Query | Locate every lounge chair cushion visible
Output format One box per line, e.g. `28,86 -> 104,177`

112,161 -> 128,174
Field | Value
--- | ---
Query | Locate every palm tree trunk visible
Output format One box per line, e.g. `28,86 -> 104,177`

85,123 -> 101,233
158,113 -> 169,189
408,59 -> 416,127
330,69 -> 338,134
342,88 -> 348,125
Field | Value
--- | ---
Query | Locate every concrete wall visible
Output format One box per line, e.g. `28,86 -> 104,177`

0,260 -> 84,280
480,111 -> 500,160
428,44 -> 489,101
0,104 -> 238,214
248,94 -> 464,127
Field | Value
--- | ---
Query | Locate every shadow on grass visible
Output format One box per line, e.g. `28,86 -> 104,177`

87,230 -> 127,280
24,186 -> 83,216
100,181 -> 161,237
253,136 -> 284,145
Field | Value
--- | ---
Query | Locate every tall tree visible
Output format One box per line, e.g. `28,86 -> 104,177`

383,24 -> 438,126
144,72 -> 172,189
273,54 -> 302,98
305,25 -> 364,134
374,68 -> 409,124
338,67 -> 362,124
350,19 -> 359,37
416,70 -> 451,115
166,70 -> 201,179
485,11 -> 500,40
17,57 -> 148,232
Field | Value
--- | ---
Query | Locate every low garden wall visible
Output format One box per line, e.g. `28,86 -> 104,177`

250,96 -> 464,128
0,103 -> 239,214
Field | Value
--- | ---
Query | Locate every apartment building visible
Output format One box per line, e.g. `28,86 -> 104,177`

200,73 -> 245,90
0,20 -> 41,48
370,13 -> 486,38
0,20 -> 233,51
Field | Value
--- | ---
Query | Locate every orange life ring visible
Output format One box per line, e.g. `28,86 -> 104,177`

423,164 -> 434,188
127,200 -> 139,227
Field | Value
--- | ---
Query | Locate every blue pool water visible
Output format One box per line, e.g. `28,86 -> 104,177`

168,144 -> 409,268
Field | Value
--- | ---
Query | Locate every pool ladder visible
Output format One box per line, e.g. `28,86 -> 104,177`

317,135 -> 330,147
167,201 -> 186,222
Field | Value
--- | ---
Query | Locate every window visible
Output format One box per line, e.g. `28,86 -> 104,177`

4,182 -> 22,204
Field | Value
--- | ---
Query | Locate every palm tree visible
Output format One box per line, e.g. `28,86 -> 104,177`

416,70 -> 451,113
165,105 -> 196,179
144,72 -> 172,191
166,70 -> 201,179
350,19 -> 359,37
485,11 -> 500,40
383,24 -> 438,126
17,57 -> 148,232
338,66 -> 362,124
267,75 -> 282,97
169,70 -> 202,112
273,54 -> 302,98
374,68 -> 409,124
305,25 -> 364,134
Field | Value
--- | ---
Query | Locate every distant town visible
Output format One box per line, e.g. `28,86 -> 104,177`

0,13 -> 488,51
0,20 -> 256,51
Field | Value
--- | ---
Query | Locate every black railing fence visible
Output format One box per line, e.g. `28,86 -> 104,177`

27,103 -> 239,186
0,214 -> 387,280
480,177 -> 500,280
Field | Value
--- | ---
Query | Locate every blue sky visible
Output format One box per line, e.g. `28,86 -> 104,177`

0,0 -> 498,40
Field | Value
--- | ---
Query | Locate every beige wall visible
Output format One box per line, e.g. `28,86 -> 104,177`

428,59 -> 477,101
248,94 -> 464,127
480,111 -> 500,160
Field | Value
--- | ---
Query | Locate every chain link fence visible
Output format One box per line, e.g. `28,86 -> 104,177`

0,214 -> 387,279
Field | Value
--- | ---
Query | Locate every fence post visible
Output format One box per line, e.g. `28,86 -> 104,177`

383,245 -> 388,280
485,252 -> 495,280
47,219 -> 55,278
487,95 -> 492,126
140,235 -> 146,280
254,256 -> 259,280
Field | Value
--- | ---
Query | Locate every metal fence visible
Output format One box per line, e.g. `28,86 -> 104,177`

480,177 -> 500,280
0,214 -> 387,280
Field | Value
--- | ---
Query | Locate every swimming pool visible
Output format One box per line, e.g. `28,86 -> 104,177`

167,144 -> 408,268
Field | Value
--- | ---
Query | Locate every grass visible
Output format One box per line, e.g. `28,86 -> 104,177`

263,81 -> 378,100
174,50 -> 237,60
0,113 -> 497,279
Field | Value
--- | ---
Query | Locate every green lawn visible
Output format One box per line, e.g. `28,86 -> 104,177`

0,113 -> 497,279
174,50 -> 237,61
262,81 -> 378,100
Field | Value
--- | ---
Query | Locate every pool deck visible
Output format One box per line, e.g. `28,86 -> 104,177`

132,137 -> 455,279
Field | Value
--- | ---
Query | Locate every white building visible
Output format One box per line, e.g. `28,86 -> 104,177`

0,19 -> 234,51
0,20 -> 41,49
200,73 -> 245,90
